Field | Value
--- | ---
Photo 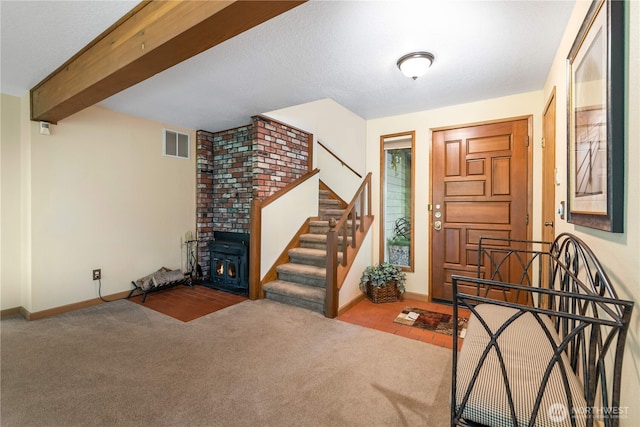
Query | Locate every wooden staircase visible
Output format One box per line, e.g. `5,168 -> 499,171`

255,172 -> 373,318
262,189 -> 349,314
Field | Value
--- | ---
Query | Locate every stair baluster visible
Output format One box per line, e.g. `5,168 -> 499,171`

324,173 -> 373,317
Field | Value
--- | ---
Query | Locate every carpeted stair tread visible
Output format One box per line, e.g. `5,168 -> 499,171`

319,198 -> 340,207
300,233 -> 352,242
307,222 -> 332,235
276,262 -> 326,288
263,280 -> 325,313
289,247 -> 327,257
300,233 -> 352,250
288,247 -> 343,266
309,221 -> 359,236
309,219 -> 361,227
300,233 -> 330,250
263,280 -> 325,302
320,208 -> 346,218
276,262 -> 326,278
309,219 -> 331,227
300,233 -> 327,243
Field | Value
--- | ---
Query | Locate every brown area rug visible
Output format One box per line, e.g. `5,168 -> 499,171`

394,307 -> 468,338
127,283 -> 246,322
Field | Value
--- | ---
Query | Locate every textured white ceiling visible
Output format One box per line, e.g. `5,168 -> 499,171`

0,1 -> 139,95
1,0 -> 576,132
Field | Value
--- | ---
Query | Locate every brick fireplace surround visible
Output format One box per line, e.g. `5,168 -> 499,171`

196,115 -> 311,278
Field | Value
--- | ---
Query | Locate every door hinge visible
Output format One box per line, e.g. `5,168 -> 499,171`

526,213 -> 529,225
541,137 -> 546,148
526,136 -> 530,147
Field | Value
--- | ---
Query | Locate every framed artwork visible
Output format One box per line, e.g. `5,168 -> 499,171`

566,0 -> 625,233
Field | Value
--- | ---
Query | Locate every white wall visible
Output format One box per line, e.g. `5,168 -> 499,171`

260,175 -> 319,279
315,144 -> 363,201
367,91 -> 544,296
543,1 -> 640,424
338,230 -> 372,311
264,97 -> 368,176
1,97 -> 196,313
1,94 -> 24,309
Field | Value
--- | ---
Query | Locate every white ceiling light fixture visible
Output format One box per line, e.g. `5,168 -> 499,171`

397,52 -> 435,80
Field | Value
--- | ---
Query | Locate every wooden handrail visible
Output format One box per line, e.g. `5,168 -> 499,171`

325,172 -> 373,318
317,141 -> 362,178
249,168 -> 320,300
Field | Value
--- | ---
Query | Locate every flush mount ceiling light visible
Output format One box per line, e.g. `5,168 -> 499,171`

396,52 -> 435,80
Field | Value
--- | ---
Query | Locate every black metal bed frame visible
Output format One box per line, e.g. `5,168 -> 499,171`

451,233 -> 634,427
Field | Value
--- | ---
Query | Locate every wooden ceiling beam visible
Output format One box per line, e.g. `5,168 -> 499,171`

30,0 -> 306,124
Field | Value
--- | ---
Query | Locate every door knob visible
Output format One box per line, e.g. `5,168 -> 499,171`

544,221 -> 554,227
434,220 -> 442,231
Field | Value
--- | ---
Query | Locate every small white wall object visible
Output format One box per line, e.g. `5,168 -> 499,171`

39,121 -> 51,135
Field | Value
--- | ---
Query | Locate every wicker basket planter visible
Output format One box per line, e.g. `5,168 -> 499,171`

365,280 -> 401,303
360,262 -> 406,304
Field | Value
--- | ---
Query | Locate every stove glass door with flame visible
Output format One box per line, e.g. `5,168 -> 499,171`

208,237 -> 248,296
212,256 -> 241,288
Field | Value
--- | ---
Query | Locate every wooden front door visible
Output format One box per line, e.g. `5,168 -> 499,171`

430,118 -> 530,302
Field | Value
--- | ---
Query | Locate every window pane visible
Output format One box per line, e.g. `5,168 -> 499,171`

380,132 -> 414,271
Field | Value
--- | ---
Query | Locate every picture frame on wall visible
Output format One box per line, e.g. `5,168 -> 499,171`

566,0 -> 625,233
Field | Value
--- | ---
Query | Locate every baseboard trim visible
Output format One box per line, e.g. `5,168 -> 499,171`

336,291 -> 430,316
403,291 -> 430,302
5,291 -> 433,320
2,291 -> 132,321
0,307 -> 22,319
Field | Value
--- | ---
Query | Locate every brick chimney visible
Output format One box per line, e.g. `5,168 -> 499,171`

196,116 -> 311,277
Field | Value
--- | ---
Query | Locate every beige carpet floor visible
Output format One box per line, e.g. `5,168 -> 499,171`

1,298 -> 452,427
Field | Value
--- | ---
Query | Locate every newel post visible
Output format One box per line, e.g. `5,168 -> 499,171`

249,189 -> 262,300
325,217 -> 339,318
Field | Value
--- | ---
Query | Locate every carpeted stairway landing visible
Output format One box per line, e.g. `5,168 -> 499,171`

1,299 -> 452,427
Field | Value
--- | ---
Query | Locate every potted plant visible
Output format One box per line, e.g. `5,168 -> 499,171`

387,235 -> 410,266
359,262 -> 406,303
387,217 -> 411,266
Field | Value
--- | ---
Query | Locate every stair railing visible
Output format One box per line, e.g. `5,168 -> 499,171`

325,172 -> 373,318
317,140 -> 363,202
318,140 -> 362,178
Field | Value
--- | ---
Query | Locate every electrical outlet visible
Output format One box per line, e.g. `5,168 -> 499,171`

92,269 -> 101,281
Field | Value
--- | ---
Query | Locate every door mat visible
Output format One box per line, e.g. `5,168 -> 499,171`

128,284 -> 246,322
393,307 -> 468,338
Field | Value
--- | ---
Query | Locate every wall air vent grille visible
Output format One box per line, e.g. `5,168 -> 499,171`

164,129 -> 189,159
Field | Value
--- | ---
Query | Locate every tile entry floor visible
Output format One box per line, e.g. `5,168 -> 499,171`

338,297 -> 468,350
128,283 -> 247,322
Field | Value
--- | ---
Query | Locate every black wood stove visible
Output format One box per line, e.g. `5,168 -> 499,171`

206,231 -> 249,296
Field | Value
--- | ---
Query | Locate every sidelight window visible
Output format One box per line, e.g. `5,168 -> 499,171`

380,131 -> 415,271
